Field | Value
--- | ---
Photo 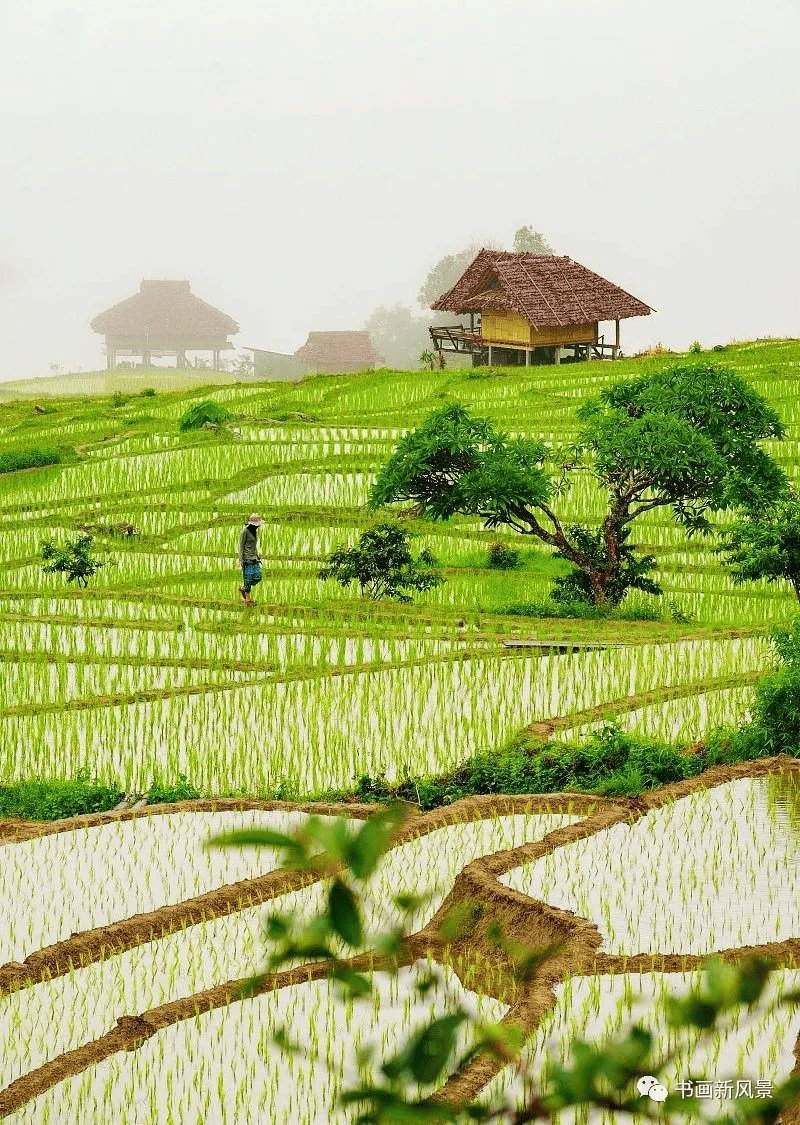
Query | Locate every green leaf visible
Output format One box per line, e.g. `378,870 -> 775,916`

328,880 -> 363,947
330,966 -> 373,998
347,803 -> 406,880
301,816 -> 353,861
272,1024 -> 304,1055
407,1013 -> 466,1084
207,828 -> 304,853
263,914 -> 290,941
393,893 -> 424,913
734,956 -> 774,1005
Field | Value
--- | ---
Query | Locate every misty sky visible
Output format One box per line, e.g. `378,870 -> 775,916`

2,0 -> 798,380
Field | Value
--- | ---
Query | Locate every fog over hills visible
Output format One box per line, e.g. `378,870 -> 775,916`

1,0 -> 798,381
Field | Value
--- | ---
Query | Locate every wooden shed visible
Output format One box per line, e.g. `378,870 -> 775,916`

429,250 -> 653,365
294,332 -> 381,373
91,280 -> 239,370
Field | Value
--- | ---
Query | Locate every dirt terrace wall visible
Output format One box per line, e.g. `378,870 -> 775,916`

0,758 -> 798,1118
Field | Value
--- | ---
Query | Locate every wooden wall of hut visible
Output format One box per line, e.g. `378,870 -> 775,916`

480,311 -> 597,347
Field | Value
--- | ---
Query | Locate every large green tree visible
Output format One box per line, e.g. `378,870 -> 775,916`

513,225 -> 555,253
368,363 -> 786,605
417,239 -> 502,310
417,229 -> 553,310
717,489 -> 800,602
364,304 -> 431,369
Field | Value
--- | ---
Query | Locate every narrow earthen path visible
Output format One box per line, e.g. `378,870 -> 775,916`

0,760 -> 798,1119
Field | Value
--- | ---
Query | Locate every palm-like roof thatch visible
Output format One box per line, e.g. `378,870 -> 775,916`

91,280 -> 239,338
294,332 -> 380,370
431,250 -> 653,327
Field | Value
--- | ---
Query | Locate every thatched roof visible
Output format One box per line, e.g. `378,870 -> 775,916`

91,280 -> 239,338
294,331 -> 380,371
431,250 -> 653,326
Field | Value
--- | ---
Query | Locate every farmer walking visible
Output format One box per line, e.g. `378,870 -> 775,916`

238,513 -> 262,606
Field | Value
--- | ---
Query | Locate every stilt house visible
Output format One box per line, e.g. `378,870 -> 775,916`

429,250 -> 653,365
91,280 -> 239,370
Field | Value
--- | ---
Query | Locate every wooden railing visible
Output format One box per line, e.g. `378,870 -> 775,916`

429,325 -> 482,354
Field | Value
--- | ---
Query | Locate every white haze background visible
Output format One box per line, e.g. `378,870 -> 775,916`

1,0 -> 798,380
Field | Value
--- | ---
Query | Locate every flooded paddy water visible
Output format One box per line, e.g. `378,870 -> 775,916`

501,776 -> 800,955
486,966 -> 800,1122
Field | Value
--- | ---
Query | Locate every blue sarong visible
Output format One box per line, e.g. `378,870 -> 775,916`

242,560 -> 262,593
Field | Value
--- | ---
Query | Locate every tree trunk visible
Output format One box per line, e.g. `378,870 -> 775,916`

589,571 -> 607,605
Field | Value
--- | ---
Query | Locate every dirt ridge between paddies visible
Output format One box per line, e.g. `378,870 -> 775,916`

418,755 -> 800,1105
523,669 -> 761,741
0,646 -> 501,718
0,760 -> 799,1120
0,793 -> 605,992
0,585 -> 764,643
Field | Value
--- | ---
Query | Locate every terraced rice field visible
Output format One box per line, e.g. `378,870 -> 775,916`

0,770 -> 798,1121
0,340 -> 799,1120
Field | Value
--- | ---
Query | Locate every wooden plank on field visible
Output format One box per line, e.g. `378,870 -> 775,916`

502,640 -> 626,651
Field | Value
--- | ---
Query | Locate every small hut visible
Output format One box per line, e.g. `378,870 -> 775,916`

91,280 -> 239,370
429,250 -> 653,365
294,332 -> 381,373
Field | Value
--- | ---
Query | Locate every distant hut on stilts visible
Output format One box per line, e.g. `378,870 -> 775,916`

429,250 -> 653,366
91,280 -> 239,371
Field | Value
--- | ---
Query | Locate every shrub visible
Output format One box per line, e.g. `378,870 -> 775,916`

319,523 -> 444,603
669,598 -> 695,624
146,775 -> 201,804
689,340 -> 703,353
501,600 -> 611,620
178,400 -> 232,432
0,447 -> 61,474
140,387 -> 157,397
741,621 -> 800,755
41,534 -> 104,588
0,772 -> 122,820
383,725 -> 712,809
549,525 -> 661,608
486,541 -> 521,569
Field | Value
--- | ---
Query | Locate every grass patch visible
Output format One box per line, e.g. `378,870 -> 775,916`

352,722 -> 783,809
0,772 -> 122,820
0,447 -> 61,474
499,599 -> 661,621
146,775 -> 202,804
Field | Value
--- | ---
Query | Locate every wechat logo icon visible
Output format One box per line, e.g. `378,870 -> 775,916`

637,1076 -> 669,1102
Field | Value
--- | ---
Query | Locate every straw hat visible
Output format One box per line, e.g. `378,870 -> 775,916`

248,513 -> 263,526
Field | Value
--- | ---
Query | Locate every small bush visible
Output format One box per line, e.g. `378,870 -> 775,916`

355,773 -> 394,802
738,621 -> 800,756
146,775 -> 201,804
0,772 -> 122,820
549,526 -> 661,608
669,598 -> 695,624
319,523 -> 444,603
140,387 -> 157,397
0,447 -> 61,474
41,534 -> 105,588
689,340 -> 703,354
501,600 -> 611,619
486,541 -> 521,570
387,724 -> 710,809
178,400 -> 232,432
